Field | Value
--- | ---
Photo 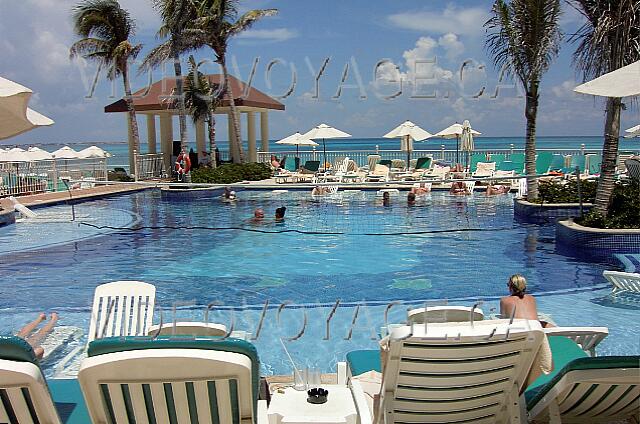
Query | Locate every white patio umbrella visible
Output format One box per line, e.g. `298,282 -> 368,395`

275,132 -> 319,158
434,122 -> 481,164
624,124 -> 640,138
302,123 -> 351,171
78,145 -> 112,159
0,147 -> 31,162
574,60 -> 640,98
26,146 -> 53,161
383,120 -> 433,170
52,146 -> 80,159
0,76 -> 54,140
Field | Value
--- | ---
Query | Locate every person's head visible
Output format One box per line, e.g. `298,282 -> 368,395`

407,192 -> 416,203
275,206 -> 287,220
383,192 -> 390,200
254,208 -> 264,219
508,274 -> 527,298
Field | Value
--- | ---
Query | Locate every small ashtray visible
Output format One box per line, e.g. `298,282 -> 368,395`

307,387 -> 329,404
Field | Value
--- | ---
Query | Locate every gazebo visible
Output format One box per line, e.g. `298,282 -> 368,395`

105,74 -> 285,172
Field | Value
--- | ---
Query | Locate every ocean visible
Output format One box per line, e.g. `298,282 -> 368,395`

11,136 -> 639,170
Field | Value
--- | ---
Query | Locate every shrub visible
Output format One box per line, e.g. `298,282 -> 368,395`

577,181 -> 640,229
191,163 -> 271,184
532,179 -> 597,204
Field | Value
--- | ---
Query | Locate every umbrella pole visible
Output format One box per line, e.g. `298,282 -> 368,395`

323,139 -> 327,172
456,135 -> 460,165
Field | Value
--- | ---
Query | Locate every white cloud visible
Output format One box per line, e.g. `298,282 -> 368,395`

388,5 -> 490,36
438,33 -> 464,60
237,28 -> 298,43
552,80 -> 578,98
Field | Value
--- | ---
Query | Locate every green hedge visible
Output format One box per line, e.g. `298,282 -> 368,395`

191,163 -> 271,184
576,181 -> 640,229
532,179 -> 597,204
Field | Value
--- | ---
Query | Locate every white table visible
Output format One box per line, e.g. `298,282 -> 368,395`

268,385 -> 358,424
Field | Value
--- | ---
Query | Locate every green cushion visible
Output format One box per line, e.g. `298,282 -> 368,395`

0,336 -> 37,364
525,336 -> 639,410
346,350 -> 381,376
415,157 -> 432,170
49,379 -> 91,424
88,336 -> 261,415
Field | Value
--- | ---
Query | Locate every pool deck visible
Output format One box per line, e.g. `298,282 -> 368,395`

0,184 -> 150,210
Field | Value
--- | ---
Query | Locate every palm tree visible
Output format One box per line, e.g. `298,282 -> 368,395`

184,56 -> 222,168
485,0 -> 563,200
141,0 -> 197,154
70,0 -> 142,171
187,0 -> 277,163
568,0 -> 640,216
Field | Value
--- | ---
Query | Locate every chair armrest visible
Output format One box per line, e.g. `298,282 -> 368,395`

257,399 -> 268,424
337,361 -> 347,386
543,326 -> 609,356
350,380 -> 373,424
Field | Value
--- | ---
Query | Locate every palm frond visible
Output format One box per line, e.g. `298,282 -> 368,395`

228,9 -> 278,37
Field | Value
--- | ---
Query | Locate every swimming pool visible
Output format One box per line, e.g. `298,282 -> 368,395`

1,189 -> 638,376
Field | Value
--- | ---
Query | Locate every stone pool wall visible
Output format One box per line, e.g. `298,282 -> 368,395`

514,198 -> 592,224
556,219 -> 640,262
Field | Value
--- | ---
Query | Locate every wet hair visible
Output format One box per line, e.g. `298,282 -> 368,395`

508,274 -> 527,299
275,206 -> 287,219
407,192 -> 416,202
382,192 -> 390,199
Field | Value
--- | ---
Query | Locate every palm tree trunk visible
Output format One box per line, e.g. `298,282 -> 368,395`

208,110 -> 217,169
173,52 -> 189,154
594,96 -> 621,216
122,65 -> 140,175
524,83 -> 539,200
220,58 -> 245,163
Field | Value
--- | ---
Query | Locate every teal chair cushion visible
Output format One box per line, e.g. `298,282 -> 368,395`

88,336 -> 261,414
346,349 -> 381,376
49,379 -> 92,424
0,335 -> 37,363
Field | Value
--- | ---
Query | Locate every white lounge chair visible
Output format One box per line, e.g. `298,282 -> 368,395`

147,321 -> 228,337
543,327 -> 608,357
472,162 -> 496,178
78,337 -> 267,424
603,270 -> 640,293
349,319 -> 545,424
464,180 -> 476,193
407,305 -> 484,324
87,281 -> 156,344
0,336 -> 91,423
526,339 -> 639,424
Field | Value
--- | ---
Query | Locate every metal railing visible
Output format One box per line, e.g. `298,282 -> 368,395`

257,147 -> 603,168
0,159 -> 108,197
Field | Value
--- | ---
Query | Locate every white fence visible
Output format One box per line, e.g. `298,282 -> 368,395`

257,147 -> 602,168
134,153 -> 166,180
0,159 -> 108,197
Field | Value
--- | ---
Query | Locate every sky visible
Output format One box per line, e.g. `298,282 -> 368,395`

1,0 -> 639,146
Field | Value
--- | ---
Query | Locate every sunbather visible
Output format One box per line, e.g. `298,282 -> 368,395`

410,182 -> 431,195
311,186 -> 328,196
449,174 -> 470,195
486,184 -> 510,195
16,312 -> 58,359
270,155 -> 280,169
500,274 -> 555,328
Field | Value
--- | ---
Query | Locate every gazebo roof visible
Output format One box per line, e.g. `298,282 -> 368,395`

105,74 -> 285,113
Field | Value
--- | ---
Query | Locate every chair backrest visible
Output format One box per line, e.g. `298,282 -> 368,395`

470,153 -> 487,172
380,320 -> 544,424
347,159 -> 358,172
284,157 -> 299,172
0,337 -> 61,424
536,152 -> 554,174
549,154 -> 565,171
464,180 -> 476,192
407,306 -> 484,324
332,156 -> 346,170
586,154 -> 602,175
301,160 -> 320,173
543,326 -> 609,357
391,159 -> 405,169
367,155 -> 380,171
617,153 -> 635,173
474,162 -> 496,175
414,157 -> 432,170
510,153 -> 525,164
625,158 -> 640,180
80,337 -> 260,424
603,270 -> 640,293
379,159 -> 392,168
498,160 -> 517,172
489,153 -> 506,166
87,281 -> 156,344
518,178 -> 528,198
337,156 -> 350,174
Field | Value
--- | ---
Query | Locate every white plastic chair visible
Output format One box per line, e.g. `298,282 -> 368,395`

603,270 -> 640,293
87,281 -> 156,344
407,305 -> 484,324
543,326 -> 609,357
464,180 -> 476,193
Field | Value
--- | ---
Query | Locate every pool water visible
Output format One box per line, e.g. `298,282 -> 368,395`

0,189 -> 638,376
